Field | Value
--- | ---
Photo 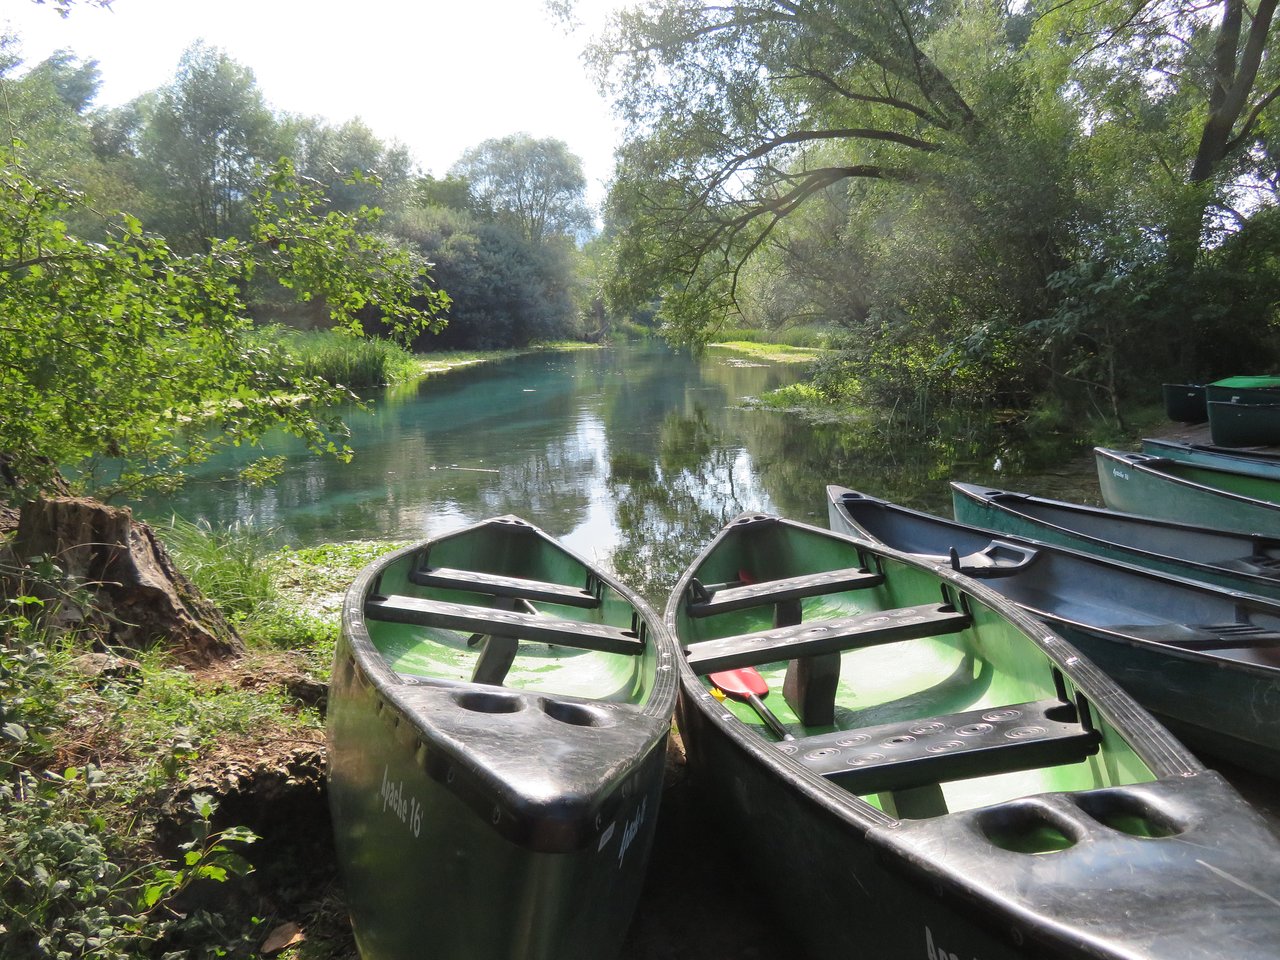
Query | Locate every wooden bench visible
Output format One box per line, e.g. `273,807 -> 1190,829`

408,566 -> 601,609
683,602 -> 971,674
367,594 -> 643,686
686,567 -> 884,618
782,698 -> 1100,805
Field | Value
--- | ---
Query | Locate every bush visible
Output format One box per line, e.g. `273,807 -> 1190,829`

257,325 -> 418,390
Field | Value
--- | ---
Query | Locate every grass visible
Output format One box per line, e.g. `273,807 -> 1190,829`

711,324 -> 835,349
711,340 -> 825,363
0,521 -> 408,960
268,327 -> 420,390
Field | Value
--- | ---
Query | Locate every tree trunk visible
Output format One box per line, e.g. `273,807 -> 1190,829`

9,496 -> 243,666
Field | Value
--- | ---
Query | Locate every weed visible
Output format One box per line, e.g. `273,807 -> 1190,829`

163,517 -> 278,623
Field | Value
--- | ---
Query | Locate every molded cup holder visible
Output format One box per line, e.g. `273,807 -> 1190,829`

454,691 -> 525,714
978,803 -> 1078,854
542,699 -> 610,727
1072,791 -> 1184,839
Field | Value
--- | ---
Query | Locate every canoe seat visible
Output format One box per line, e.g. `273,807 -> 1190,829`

950,540 -> 1039,579
781,698 -> 1100,795
366,595 -> 644,656
409,566 -> 601,609
683,602 -> 970,674
686,567 -> 885,618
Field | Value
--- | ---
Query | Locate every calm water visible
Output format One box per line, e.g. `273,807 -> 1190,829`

133,341 -> 1093,605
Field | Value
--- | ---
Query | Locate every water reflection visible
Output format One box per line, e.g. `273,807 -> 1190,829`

135,342 -> 1037,607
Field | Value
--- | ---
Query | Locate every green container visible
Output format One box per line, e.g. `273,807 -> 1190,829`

1206,375 -> 1280,405
1208,400 -> 1280,446
1162,383 -> 1206,423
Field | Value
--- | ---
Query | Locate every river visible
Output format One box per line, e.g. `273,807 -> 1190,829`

135,340 -> 1092,607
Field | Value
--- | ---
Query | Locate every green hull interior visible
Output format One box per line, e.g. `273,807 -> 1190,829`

675,518 -> 1155,820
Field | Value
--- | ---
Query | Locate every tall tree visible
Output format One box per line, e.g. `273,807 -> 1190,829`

283,115 -> 416,215
588,0 -> 1040,341
450,133 -> 592,245
138,42 -> 281,249
1043,0 -> 1280,265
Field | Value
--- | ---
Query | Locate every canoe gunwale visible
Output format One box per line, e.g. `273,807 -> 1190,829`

950,480 -> 1280,607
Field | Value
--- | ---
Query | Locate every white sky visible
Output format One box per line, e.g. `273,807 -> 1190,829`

2,0 -> 625,208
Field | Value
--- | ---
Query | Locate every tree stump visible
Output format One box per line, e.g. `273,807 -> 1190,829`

10,496 -> 243,665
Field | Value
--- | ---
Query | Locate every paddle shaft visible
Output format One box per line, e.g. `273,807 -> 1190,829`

744,692 -> 795,741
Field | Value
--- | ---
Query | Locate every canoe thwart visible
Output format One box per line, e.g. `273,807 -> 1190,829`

779,698 -> 1100,796
685,566 -> 885,618
409,564 -> 602,609
949,540 -> 1039,579
683,602 -> 971,674
366,595 -> 645,656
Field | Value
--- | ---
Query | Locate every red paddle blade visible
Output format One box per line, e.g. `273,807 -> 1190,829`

709,667 -> 770,700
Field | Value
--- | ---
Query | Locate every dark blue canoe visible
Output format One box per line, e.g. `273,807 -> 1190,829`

829,485 -> 1280,779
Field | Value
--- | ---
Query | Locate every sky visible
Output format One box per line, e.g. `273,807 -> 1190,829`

2,0 -> 626,208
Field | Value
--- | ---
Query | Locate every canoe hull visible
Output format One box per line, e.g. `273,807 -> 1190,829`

1140,437 -> 1280,478
951,481 -> 1280,602
1096,447 -> 1280,536
328,641 -> 665,960
327,518 -> 677,960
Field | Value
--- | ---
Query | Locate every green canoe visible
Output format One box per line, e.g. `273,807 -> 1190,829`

1141,437 -> 1280,478
1205,374 -> 1280,404
1096,446 -> 1280,535
327,516 -> 678,960
668,512 -> 1280,959
951,481 -> 1280,602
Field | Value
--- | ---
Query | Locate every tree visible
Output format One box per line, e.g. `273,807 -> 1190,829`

283,115 -> 416,215
392,205 -> 578,348
0,41 -> 100,178
0,155 -> 447,498
1042,0 -> 1280,268
587,0 -> 1055,341
450,133 -> 592,245
137,42 -> 282,249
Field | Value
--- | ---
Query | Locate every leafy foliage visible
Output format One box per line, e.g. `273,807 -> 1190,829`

0,154 -> 445,497
585,0 -> 1280,418
450,133 -> 592,245
393,205 -> 580,348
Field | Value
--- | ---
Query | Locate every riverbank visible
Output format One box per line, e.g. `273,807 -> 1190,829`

410,340 -> 601,377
